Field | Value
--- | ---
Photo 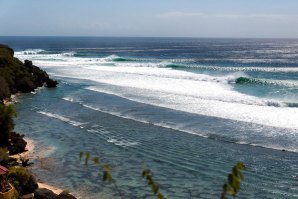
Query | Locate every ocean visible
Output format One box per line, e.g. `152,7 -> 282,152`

0,36 -> 297,198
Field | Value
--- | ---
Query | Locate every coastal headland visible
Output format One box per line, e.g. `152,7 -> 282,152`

0,44 -> 77,199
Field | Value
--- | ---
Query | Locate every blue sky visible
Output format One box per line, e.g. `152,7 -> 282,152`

0,0 -> 298,38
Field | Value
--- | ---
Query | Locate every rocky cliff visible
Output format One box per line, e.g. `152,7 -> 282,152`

0,44 -> 58,102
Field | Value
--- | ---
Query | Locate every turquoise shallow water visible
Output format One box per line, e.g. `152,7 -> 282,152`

0,37 -> 297,198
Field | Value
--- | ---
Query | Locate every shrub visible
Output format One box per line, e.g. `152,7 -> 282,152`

80,152 -> 246,199
0,148 -> 9,166
0,76 -> 10,102
15,77 -> 35,93
0,104 -> 17,146
8,167 -> 38,195
221,162 -> 246,199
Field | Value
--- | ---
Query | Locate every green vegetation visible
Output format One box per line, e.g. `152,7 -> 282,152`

7,166 -> 38,195
0,77 -> 10,103
80,152 -> 246,198
79,152 -> 114,184
142,169 -> 164,199
0,44 -> 58,155
0,105 -> 17,146
79,152 -> 123,197
0,104 -> 27,157
0,148 -> 9,166
221,162 -> 246,199
0,44 -> 58,102
1,44 -> 247,197
0,44 -> 60,197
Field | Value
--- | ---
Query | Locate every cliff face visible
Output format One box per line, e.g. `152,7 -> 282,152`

0,44 -> 58,102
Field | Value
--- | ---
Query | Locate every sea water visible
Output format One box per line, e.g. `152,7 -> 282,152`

1,37 -> 298,198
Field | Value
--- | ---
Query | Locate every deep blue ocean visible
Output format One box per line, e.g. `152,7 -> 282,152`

0,37 -> 298,198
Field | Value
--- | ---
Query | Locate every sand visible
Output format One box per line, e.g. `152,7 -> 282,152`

37,182 -> 63,195
15,138 -> 64,195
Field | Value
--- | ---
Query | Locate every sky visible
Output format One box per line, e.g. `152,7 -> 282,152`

0,0 -> 298,38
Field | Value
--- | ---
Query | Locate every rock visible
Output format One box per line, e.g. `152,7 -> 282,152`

22,174 -> 38,194
34,188 -> 58,199
0,44 -> 58,96
24,60 -> 33,68
46,79 -> 58,88
57,191 -> 77,199
8,132 -> 27,155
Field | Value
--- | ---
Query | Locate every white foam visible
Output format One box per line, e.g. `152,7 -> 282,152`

86,86 -> 298,130
37,111 -> 87,127
16,51 -> 298,130
59,65 -> 284,107
63,96 -> 298,152
62,97 -> 208,137
15,49 -> 45,55
107,138 -> 139,147
15,50 -> 298,73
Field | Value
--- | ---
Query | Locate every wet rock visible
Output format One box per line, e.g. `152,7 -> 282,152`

24,60 -> 33,68
57,191 -> 77,199
8,132 -> 27,155
46,79 -> 58,88
34,188 -> 58,199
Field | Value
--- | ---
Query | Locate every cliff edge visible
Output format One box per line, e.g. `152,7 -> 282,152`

0,44 -> 58,102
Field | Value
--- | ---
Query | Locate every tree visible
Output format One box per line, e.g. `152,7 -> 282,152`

0,77 -> 10,102
0,104 -> 17,146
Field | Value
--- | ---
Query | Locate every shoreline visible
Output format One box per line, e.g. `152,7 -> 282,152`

0,44 -> 74,198
9,137 -> 64,195
24,138 -> 64,195
3,94 -> 17,105
37,182 -> 63,195
4,88 -> 65,196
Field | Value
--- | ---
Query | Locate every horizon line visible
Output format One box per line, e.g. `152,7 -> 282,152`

1,35 -> 298,40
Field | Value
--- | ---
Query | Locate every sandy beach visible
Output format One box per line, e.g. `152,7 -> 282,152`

13,138 -> 64,195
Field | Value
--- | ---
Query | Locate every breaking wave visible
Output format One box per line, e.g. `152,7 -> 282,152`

15,50 -> 298,73
63,96 -> 298,152
37,111 -> 87,128
235,76 -> 298,87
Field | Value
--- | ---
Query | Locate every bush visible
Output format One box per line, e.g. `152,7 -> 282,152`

0,104 -> 17,146
0,76 -> 10,102
15,77 -> 35,93
8,167 -> 38,195
0,148 -> 9,166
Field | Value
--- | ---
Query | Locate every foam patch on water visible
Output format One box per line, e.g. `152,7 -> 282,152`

37,111 -> 87,128
107,138 -> 139,147
15,50 -> 298,73
58,65 -> 286,107
86,86 -> 298,130
63,96 -> 298,152
17,51 -> 298,131
15,49 -> 45,55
